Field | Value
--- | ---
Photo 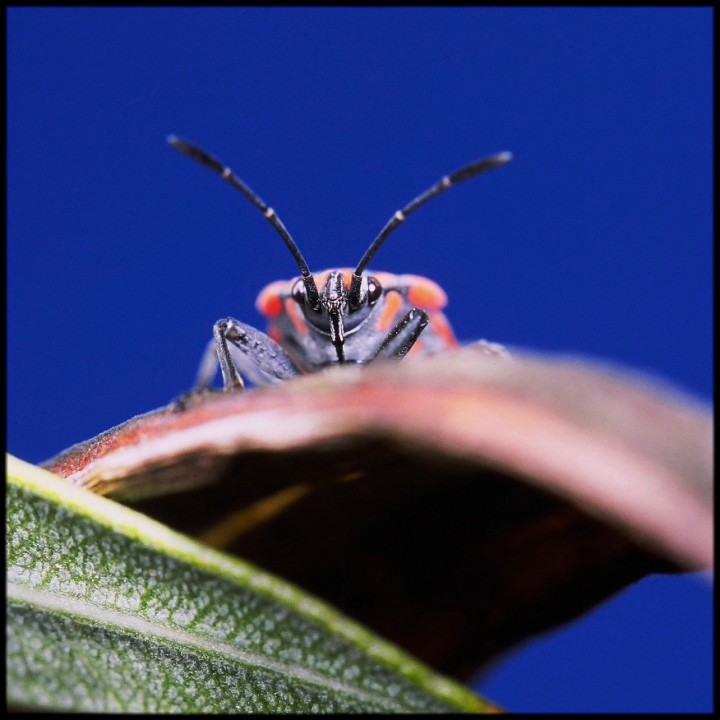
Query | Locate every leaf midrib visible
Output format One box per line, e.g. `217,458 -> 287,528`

8,581 -> 407,711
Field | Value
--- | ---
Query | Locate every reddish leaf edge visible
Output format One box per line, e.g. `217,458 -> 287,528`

43,346 -> 713,572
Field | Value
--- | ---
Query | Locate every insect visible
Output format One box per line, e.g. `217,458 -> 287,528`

168,136 -> 511,393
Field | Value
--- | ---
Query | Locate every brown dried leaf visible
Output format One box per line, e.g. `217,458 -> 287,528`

44,346 -> 713,678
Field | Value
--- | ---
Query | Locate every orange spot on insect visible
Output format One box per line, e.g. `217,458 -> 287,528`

406,276 -> 448,310
284,298 -> 309,335
341,269 -> 354,288
256,281 -> 287,318
314,270 -> 329,289
375,290 -> 403,332
429,311 -> 458,348
268,325 -> 282,343
313,269 -> 354,290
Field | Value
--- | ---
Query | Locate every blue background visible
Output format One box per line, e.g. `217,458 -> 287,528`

8,8 -> 712,712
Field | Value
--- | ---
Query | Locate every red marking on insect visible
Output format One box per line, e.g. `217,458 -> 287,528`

406,275 -> 448,311
167,136 -> 511,395
282,297 -> 309,336
427,311 -> 458,349
268,325 -> 282,344
312,268 -> 355,290
255,281 -> 285,318
374,289 -> 404,333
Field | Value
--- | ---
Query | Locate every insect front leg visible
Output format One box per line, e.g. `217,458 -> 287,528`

372,308 -> 429,361
195,317 -> 302,392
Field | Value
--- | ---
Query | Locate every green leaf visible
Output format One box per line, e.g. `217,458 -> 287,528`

7,454 -> 494,713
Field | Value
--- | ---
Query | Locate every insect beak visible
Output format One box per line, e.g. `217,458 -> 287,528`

329,308 -> 345,347
322,272 -> 348,361
327,308 -> 345,362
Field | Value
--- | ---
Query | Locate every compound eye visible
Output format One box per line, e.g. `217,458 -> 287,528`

367,276 -> 383,305
291,279 -> 306,305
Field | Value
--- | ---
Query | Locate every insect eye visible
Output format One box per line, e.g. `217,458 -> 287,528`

291,279 -> 306,305
367,276 -> 382,305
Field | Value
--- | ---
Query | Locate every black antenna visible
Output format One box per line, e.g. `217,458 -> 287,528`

349,151 -> 512,306
168,135 -> 320,308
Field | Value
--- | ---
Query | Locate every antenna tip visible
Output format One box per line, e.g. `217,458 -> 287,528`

496,151 -> 513,164
167,134 -> 181,147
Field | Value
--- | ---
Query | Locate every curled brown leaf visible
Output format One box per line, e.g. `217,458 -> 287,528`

44,347 -> 713,677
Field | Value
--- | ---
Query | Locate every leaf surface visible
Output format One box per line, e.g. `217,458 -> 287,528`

7,455 -> 493,713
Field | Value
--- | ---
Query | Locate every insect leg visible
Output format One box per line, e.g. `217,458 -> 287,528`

372,308 -> 429,361
193,338 -> 223,391
213,317 -> 302,390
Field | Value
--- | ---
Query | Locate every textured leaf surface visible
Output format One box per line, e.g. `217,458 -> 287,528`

7,455 -> 492,713
42,347 -> 713,677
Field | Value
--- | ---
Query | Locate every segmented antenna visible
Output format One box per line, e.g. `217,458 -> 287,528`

349,151 -> 512,306
168,135 -> 320,308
